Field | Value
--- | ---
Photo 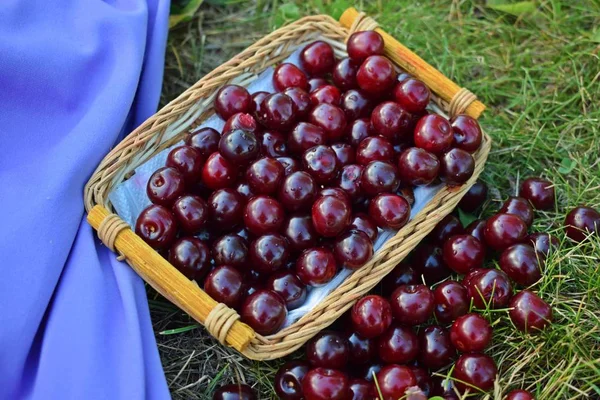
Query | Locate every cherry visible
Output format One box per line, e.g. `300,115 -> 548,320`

393,78 -> 430,113
240,289 -> 287,335
433,280 -> 469,323
309,103 -> 347,141
166,145 -> 203,184
450,114 -> 483,153
318,187 -> 351,204
312,195 -> 351,237
243,196 -> 285,236
172,195 -> 208,234
302,145 -> 339,184
381,262 -> 420,295
346,331 -> 377,365
333,230 -> 373,270
440,148 -> 475,186
459,180 -> 488,212
418,325 -> 456,369
356,363 -> 382,382
564,205 -> 600,242
147,167 -> 185,207
274,361 -> 310,400
308,77 -> 329,92
500,196 -> 534,227
368,193 -> 410,229
341,91 -> 373,121
249,233 -> 288,274
463,268 -> 513,309
348,379 -> 373,400
414,114 -> 454,155
276,156 -> 301,176
331,143 -> 355,166
283,87 -> 312,118
302,368 -> 350,400
300,41 -> 335,76
450,313 -> 492,352
430,215 -> 465,244
442,234 -> 485,274
371,101 -> 412,141
361,161 -> 400,196
310,85 -> 342,106
351,295 -> 393,338
214,84 -> 252,120
213,383 -> 257,400
296,247 -> 337,286
204,265 -> 244,309
465,219 -> 486,243
306,331 -> 350,369
410,366 -> 433,397
246,157 -> 284,195
349,213 -> 378,242
202,152 -> 237,190
398,186 -> 415,207
251,91 -> 270,114
288,122 -> 326,155
278,171 -> 317,212
273,63 -> 308,92
374,365 -> 417,400
168,237 -> 211,281
282,214 -> 318,253
218,129 -> 259,166
377,324 -> 419,364
336,164 -> 364,203
186,127 -> 220,157
266,271 -> 306,310
484,213 -> 528,251
258,130 -> 288,157
499,244 -> 543,286
256,93 -> 297,131
508,290 -> 552,332
520,177 -> 555,210
347,31 -> 384,62
212,234 -> 248,270
208,188 -> 244,227
528,232 -> 559,256
506,389 -> 535,400
412,244 -> 452,285
356,136 -> 394,165
222,112 -> 259,136
397,147 -> 440,186
430,376 -> 459,399
452,353 -> 497,392
390,284 -> 434,325
331,58 -> 359,91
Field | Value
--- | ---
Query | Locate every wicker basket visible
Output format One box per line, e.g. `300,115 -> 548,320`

84,8 -> 491,360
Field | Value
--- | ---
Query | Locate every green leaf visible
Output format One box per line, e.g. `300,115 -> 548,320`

487,1 -> 536,17
159,324 -> 199,335
591,30 -> 600,44
458,208 -> 478,227
328,0 -> 352,20
429,397 -> 445,400
558,157 -> 576,174
273,3 -> 301,28
169,0 -> 203,29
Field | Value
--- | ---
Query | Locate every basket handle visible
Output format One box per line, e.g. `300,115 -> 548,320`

339,7 -> 486,119
87,205 -> 255,352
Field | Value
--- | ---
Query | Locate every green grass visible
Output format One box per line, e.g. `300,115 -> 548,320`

156,1 -> 600,398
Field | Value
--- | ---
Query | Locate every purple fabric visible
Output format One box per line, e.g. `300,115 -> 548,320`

0,0 -> 171,398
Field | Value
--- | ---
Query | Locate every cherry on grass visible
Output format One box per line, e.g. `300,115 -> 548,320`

499,243 -> 543,286
451,114 -> 483,153
246,157 -> 284,195
397,147 -> 440,186
528,232 -> 559,256
442,234 -> 485,274
243,195 -> 285,236
186,127 -> 220,157
240,289 -> 287,335
136,204 -> 178,250
212,383 -> 256,400
374,365 -> 417,400
300,41 -> 335,76
508,290 -> 553,332
410,366 -> 433,397
564,205 -> 600,242
390,284 -> 434,325
393,78 -> 431,113
465,219 -> 487,243
274,361 -> 310,400
214,84 -> 252,120
309,103 -> 348,141
283,87 -> 312,118
433,280 -> 469,324
301,368 -> 350,400
484,213 -> 528,251
212,234 -> 248,270
172,195 -> 208,234
458,180 -> 488,212
452,353 -> 497,392
202,152 -> 237,190
356,55 -> 397,96
333,229 -> 373,270
311,194 -> 351,237
351,295 -> 393,338
273,63 -> 308,92
168,237 -> 211,281
208,188 -> 244,227
506,389 -> 535,400
295,247 -> 337,286
147,167 -> 185,207
306,330 -> 350,369
418,325 -> 456,369
450,313 -> 492,352
500,196 -> 535,227
377,324 -> 419,364
204,265 -> 244,309
520,177 -> 555,210
463,268 -> 513,309
368,193 -> 410,229
347,31 -> 384,62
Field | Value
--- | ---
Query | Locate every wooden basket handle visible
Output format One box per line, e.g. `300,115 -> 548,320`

339,7 -> 486,119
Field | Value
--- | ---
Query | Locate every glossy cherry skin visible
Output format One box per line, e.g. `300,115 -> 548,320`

356,363 -> 382,382
202,152 -> 237,190
506,389 -> 535,400
147,167 -> 185,207
306,331 -> 350,369
346,331 -> 377,365
274,361 -> 310,400
283,87 -> 312,118
278,171 -> 316,212
499,244 -> 542,286
465,219 -> 487,243
223,112 -> 259,136
398,186 -> 415,207
381,262 -> 419,295
186,127 -> 220,157
172,195 -> 208,234
564,205 -> 600,242
240,289 -> 287,335
351,295 -> 393,338
520,177 -> 555,210
332,58 -> 359,91
440,148 -> 475,186
377,324 -> 419,364
288,122 -> 326,155
277,156 -> 301,176
310,84 -> 342,106
273,63 -> 308,92
371,101 -> 412,141
214,84 -> 252,120
484,213 -> 528,251
356,136 -> 394,165
463,268 -> 513,309
418,325 -> 456,369
349,213 -> 378,242
528,232 -> 559,256
296,247 -> 337,286
368,193 -> 410,229
390,284 -> 434,325
331,143 -> 355,166
393,78 -> 430,113
430,376 -> 459,399
357,55 -> 397,96
342,91 -> 373,121
249,233 -> 289,274
318,187 -> 352,205
250,91 -> 269,113
375,365 -> 417,400
430,215 -> 465,244
136,205 -> 178,250
458,180 -> 488,212
243,196 -> 285,236
433,280 -> 469,323
361,161 -> 400,197
266,271 -> 306,310
166,145 -> 203,184
282,214 -> 318,253
302,145 -> 339,184
412,244 -> 451,285
246,157 -> 284,195
450,313 -> 492,352
414,114 -> 454,155
311,195 -> 351,237
218,128 -> 259,166
347,31 -> 384,62
509,290 -> 553,332
348,379 -> 373,400
451,114 -> 482,153
500,196 -> 534,227
169,237 -> 211,281
300,41 -> 335,76
258,130 -> 288,157
302,368 -> 350,400
397,147 -> 440,186
452,353 -> 497,392
212,234 -> 248,270
204,265 -> 244,308
336,164 -> 364,203
256,93 -> 297,131
213,383 -> 257,400
410,367 -> 433,397
208,188 -> 244,227
308,77 -> 329,92
442,234 -> 485,274
309,103 -> 348,141
333,230 -> 373,270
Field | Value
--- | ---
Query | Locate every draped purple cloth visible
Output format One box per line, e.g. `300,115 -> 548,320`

0,0 -> 171,398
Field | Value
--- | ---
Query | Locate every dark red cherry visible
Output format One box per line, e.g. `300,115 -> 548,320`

337,164 -> 364,202
390,284 -> 434,325
500,196 -> 534,227
442,234 -> 485,274
348,379 -> 373,400
499,244 -> 543,286
346,331 -> 377,365
452,353 -> 497,392
212,234 -> 248,270
361,161 -> 400,197
347,31 -> 384,62
564,205 -> 600,242
222,112 -> 259,136
208,188 -> 244,227
458,180 -> 488,212
333,230 -> 373,270
276,156 -> 300,176
300,41 -> 335,76
332,58 -> 359,91
412,244 -> 451,285
509,290 -> 553,332
410,367 -> 433,397
356,136 -> 393,165
463,268 -> 513,309
331,143 -> 355,166
233,183 -> 254,203
381,262 -> 420,295
430,215 -> 464,244
283,87 -> 312,118
351,295 -> 393,338
258,130 -> 288,157
274,361 -> 310,400
308,77 -> 329,92
186,127 -> 220,157
246,157 -> 284,195
166,145 -> 203,184
341,91 -> 373,121
397,147 -> 440,186
256,93 -> 297,131
296,247 -> 337,286
349,213 -> 378,242
243,196 -> 285,236
433,280 -> 469,323
278,171 -> 317,212
310,84 -> 342,106
430,376 -> 459,399
249,233 -> 288,274
172,195 -> 208,234
202,152 -> 237,190
393,78 -> 430,114
169,237 -> 211,281
318,187 -> 351,204
451,114 -> 482,153
288,122 -> 326,155
213,383 -> 256,400
398,186 -> 415,207
214,84 -> 252,120
302,368 -> 350,400
147,167 -> 185,207
440,148 -> 475,186
450,313 -> 492,352
303,145 -> 339,184
250,91 -> 270,114
375,365 -> 417,400
306,331 -> 350,369
312,195 -> 351,237
283,214 -> 317,253
465,219 -> 486,243
240,289 -> 287,335
528,232 -> 559,256
357,55 -> 397,96
309,104 -> 347,142
520,177 -> 555,210
368,193 -> 410,229
219,129 -> 259,166
378,324 -> 419,364
204,265 -> 244,308
418,325 -> 456,369
484,213 -> 528,251
506,389 -> 535,400
371,101 -> 412,141
273,63 -> 308,92
135,205 -> 178,250
414,114 -> 454,155
266,271 -> 306,310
